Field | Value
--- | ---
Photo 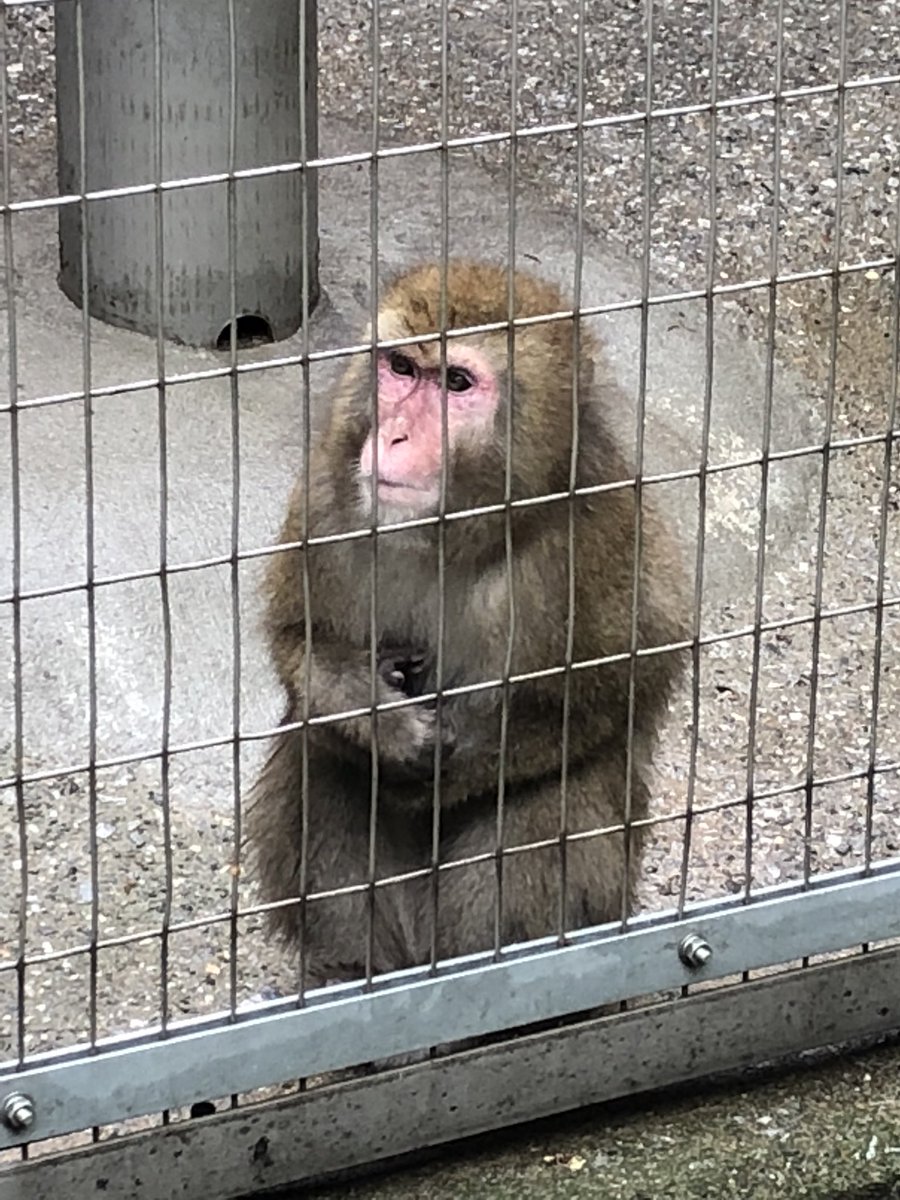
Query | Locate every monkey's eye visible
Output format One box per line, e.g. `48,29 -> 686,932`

446,367 -> 474,393
389,352 -> 416,378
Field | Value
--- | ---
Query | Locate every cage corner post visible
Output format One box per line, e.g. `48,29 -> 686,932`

53,0 -> 320,349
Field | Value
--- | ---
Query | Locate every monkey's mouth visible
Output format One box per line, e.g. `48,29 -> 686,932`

377,478 -> 424,494
357,474 -> 435,517
363,474 -> 430,499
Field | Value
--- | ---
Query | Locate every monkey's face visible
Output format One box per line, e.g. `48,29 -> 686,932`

357,344 -> 499,521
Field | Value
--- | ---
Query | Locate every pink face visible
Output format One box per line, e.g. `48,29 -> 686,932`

358,345 -> 498,516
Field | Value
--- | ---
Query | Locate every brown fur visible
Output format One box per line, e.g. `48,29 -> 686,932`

246,260 -> 689,981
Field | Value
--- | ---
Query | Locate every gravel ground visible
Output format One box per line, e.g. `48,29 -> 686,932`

1,0 -> 899,1117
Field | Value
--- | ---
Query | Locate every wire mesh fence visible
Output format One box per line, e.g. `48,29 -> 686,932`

1,0 -> 899,1194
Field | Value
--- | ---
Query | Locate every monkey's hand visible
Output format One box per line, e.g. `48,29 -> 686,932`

375,645 -> 457,778
378,645 -> 428,698
295,641 -> 453,779
376,690 -> 457,781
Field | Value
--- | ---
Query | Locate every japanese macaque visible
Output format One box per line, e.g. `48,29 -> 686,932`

246,260 -> 689,982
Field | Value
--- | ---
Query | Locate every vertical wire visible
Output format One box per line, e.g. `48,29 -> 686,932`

863,123 -> 900,877
296,0 -> 315,1011
226,0 -> 242,1038
493,0 -> 520,960
0,9 -> 28,1091
619,0 -> 654,927
74,0 -> 100,1079
677,0 -> 719,917
802,0 -> 846,890
365,0 -> 382,989
150,0 -> 174,1046
556,0 -> 587,944
427,0 -> 452,975
744,0 -> 784,917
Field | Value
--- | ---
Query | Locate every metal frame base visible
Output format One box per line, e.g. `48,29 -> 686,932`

4,862 -> 900,1150
2,947 -> 898,1200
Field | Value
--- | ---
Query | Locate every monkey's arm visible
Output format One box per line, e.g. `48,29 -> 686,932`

431,525 -> 679,801
435,668 -> 624,800
261,493 -> 439,775
268,616 -> 444,778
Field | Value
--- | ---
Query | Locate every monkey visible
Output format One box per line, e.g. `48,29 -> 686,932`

246,260 -> 689,985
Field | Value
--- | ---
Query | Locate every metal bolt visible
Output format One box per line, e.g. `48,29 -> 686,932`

679,933 -> 713,969
1,1092 -> 35,1132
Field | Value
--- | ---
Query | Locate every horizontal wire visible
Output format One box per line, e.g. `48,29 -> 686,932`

3,253 -> 897,417
2,68 -> 899,219
3,769 -> 897,976
0,590 -> 897,791
0,424 -> 896,608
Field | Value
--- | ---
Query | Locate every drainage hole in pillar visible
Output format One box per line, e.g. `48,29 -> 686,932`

216,314 -> 274,350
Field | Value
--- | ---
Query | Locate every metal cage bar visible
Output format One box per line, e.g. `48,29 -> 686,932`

1,0 -> 899,1189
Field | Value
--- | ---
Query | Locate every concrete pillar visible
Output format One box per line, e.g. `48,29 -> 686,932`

55,0 -> 319,348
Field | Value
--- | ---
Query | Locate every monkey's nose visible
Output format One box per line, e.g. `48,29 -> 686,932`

389,433 -> 409,447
